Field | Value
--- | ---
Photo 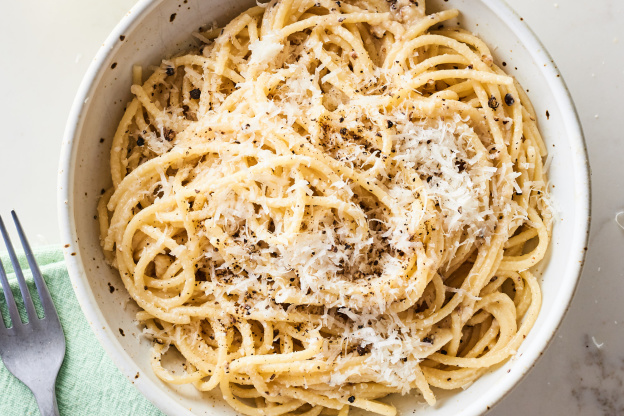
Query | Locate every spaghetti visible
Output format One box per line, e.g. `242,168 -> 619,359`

98,0 -> 552,414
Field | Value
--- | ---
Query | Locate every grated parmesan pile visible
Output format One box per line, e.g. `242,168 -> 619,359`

142,53 -> 512,390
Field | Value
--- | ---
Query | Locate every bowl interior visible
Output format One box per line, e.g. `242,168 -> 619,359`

60,0 -> 590,415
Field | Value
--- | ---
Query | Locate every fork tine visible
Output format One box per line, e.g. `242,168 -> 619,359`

11,211 -> 57,319
0,215 -> 38,323
0,248 -> 20,327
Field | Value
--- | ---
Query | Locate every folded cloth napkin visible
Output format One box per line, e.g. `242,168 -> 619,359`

0,246 -> 163,416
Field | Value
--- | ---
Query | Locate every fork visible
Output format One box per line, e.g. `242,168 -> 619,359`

0,212 -> 66,416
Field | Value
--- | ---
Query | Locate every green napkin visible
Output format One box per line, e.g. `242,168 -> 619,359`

0,246 -> 163,416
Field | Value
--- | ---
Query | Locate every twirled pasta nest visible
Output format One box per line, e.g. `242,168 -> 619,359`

99,0 -> 552,414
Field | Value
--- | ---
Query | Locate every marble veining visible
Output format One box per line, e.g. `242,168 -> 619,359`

570,335 -> 624,415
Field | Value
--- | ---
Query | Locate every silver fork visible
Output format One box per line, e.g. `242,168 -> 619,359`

0,212 -> 66,416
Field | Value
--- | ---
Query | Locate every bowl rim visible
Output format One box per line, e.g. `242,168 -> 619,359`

57,0 -> 591,415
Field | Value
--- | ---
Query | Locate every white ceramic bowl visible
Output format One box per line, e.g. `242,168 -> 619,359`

58,0 -> 591,415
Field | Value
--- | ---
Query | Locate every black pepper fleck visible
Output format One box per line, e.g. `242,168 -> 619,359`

164,129 -> 176,141
488,95 -> 499,109
356,344 -> 370,355
504,93 -> 515,106
190,88 -> 201,99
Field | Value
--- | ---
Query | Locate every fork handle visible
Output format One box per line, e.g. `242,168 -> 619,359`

33,382 -> 60,416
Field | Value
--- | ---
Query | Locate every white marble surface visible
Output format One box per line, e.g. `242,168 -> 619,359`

0,0 -> 622,415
